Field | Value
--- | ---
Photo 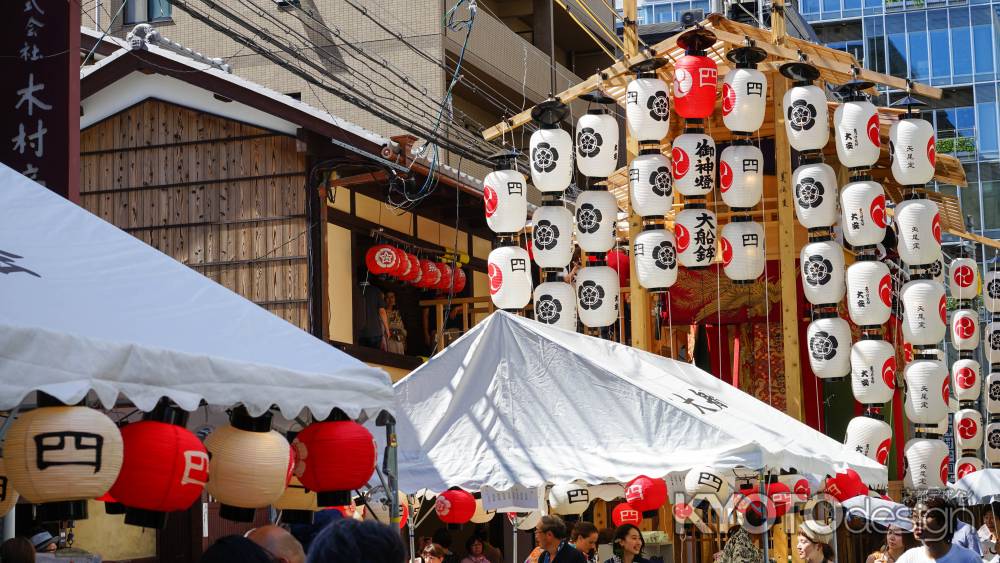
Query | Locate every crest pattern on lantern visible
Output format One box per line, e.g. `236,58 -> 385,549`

531,205 -> 573,270
533,281 -> 577,332
576,266 -> 620,328
634,228 -> 678,290
629,151 -> 672,217
953,359 -> 982,403
576,108 -> 619,178
529,127 -> 574,193
800,239 -> 846,306
783,84 -> 829,151
575,189 -> 618,253
807,316 -> 851,379
792,161 -> 839,228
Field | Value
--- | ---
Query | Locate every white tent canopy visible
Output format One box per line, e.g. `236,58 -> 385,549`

389,311 -> 887,493
0,164 -> 394,419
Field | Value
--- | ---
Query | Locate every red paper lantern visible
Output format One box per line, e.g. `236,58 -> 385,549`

452,267 -> 467,293
401,253 -> 420,282
625,475 -> 668,516
606,249 -> 631,286
767,482 -> 792,517
824,469 -> 868,501
419,260 -> 442,289
435,489 -> 476,525
612,502 -> 643,526
390,248 -> 409,278
672,30 -> 718,119
436,263 -> 454,291
365,245 -> 400,275
292,417 -> 377,507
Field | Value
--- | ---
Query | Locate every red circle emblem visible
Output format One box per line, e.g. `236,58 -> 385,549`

878,274 -> 892,307
871,194 -> 887,228
876,439 -> 891,465
722,83 -> 736,116
867,113 -> 881,147
675,223 -> 691,253
939,295 -> 947,324
958,462 -> 977,479
956,315 -> 976,339
931,213 -> 941,244
954,265 -> 974,288
942,378 -> 950,405
882,357 -> 896,390
927,135 -> 937,167
720,160 -> 733,192
488,262 -> 503,295
940,456 -> 950,485
904,342 -> 913,363
956,367 -> 976,390
673,503 -> 693,520
958,417 -> 978,440
671,147 -> 690,180
721,237 -> 734,267
483,185 -> 498,218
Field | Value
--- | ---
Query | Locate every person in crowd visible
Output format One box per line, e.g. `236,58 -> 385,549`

569,522 -> 599,563
432,528 -> 460,563
604,524 -> 647,563
358,268 -> 389,349
897,495 -> 981,562
1,537 -> 35,563
535,515 -> 586,563
954,512 -> 983,557
306,518 -> 405,563
714,527 -> 770,563
200,535 -> 274,563
28,531 -> 57,554
796,523 -> 835,563
247,525 -> 306,563
461,537 -> 490,563
421,543 -> 446,563
384,291 -> 407,355
289,507 -> 343,555
979,505 -> 999,562
867,524 -> 920,563
473,528 -> 502,563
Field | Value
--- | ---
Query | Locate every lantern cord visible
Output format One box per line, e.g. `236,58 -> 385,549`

705,120 -> 724,384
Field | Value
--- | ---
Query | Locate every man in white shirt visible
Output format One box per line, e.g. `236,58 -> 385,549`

898,495 -> 981,563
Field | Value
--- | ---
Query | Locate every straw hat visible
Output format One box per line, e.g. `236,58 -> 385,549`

798,522 -> 833,545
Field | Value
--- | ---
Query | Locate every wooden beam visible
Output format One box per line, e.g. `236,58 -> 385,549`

329,170 -> 389,188
950,229 -> 1000,250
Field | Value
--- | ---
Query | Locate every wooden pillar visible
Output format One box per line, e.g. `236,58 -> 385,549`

533,0 -> 554,57
771,0 -> 805,421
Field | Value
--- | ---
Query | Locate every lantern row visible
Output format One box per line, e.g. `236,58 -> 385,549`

365,244 -> 467,293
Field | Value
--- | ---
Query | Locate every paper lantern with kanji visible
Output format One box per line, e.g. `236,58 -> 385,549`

901,278 -> 947,346
807,315 -> 851,380
890,114 -> 936,186
834,82 -> 881,168
719,142 -> 763,209
629,150 -> 672,217
612,502 -> 643,526
672,132 -> 715,197
488,245 -> 532,310
722,45 -> 768,134
626,58 -> 670,143
435,489 -> 476,525
292,418 -> 376,507
986,268 -> 1000,313
903,438 -> 948,489
792,160 -> 838,229
846,258 -> 892,327
483,167 -> 528,235
800,238 -> 846,306
625,475 -> 667,517
529,125 -> 574,193
436,263 -> 453,292
956,457 -> 983,480
0,459 -> 18,518
675,207 -> 717,269
894,198 -> 941,267
366,245 -> 401,275
419,260 -> 441,289
576,93 -> 619,178
575,187 -> 618,253
780,63 -> 829,151
204,409 -> 293,522
274,477 -> 318,525
5,403 -> 124,521
851,338 -> 896,406
721,219 -> 764,284
987,322 -> 1000,365
953,358 -> 982,403
673,30 -> 718,119
986,423 -> 1000,465
471,499 -> 496,524
548,483 -> 592,516
844,416 -> 892,465
778,474 -> 814,507
949,258 -> 980,300
824,469 -> 869,501
904,359 -> 949,425
841,180 -> 887,249
951,310 -> 981,351
367,487 -> 409,529
634,228 -> 678,291
955,409 -> 984,452
576,265 -> 619,328
533,281 -> 577,332
532,203 -> 573,270
684,466 -> 732,501
452,267 -> 467,294
988,372 -> 1000,413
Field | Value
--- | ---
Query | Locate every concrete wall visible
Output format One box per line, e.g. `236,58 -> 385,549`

71,500 -> 156,561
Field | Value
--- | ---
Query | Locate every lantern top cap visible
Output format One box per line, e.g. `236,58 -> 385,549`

677,28 -> 717,52
629,57 -> 667,74
726,45 -> 767,67
580,90 -> 616,105
778,62 -> 820,82
835,80 -> 876,99
890,94 -> 927,117
531,98 -> 568,126
487,149 -> 522,169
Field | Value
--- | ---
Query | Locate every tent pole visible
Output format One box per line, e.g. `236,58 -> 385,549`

408,512 -> 417,562
513,519 -> 518,563
760,470 -> 770,563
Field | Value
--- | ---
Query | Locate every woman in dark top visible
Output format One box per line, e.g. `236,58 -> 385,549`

603,524 -> 649,563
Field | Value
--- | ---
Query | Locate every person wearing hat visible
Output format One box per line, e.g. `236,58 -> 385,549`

796,523 -> 835,563
29,530 -> 57,554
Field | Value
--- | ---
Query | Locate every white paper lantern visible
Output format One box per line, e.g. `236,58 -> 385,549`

483,168 -> 528,234
904,358 -> 949,424
722,66 -> 767,134
985,269 -> 1000,313
683,466 -> 732,500
834,96 -> 881,169
846,258 -> 892,327
806,315 -> 852,380
530,127 -> 574,193
987,423 -> 1000,466
576,265 -> 620,328
629,150 -> 672,217
949,258 -> 980,300
672,132 -> 715,197
488,245 -> 532,310
903,438 -> 949,489
955,409 -> 984,452
956,456 -> 983,480
988,372 -> 1000,413
470,499 -> 496,524
894,198 -> 941,267
792,160 -> 839,229
548,483 -> 592,516
900,278 -> 947,346
851,338 -> 896,405
531,204 -> 574,270
987,322 -> 1000,366
515,511 -> 542,530
783,84 -> 829,152
575,188 -> 618,253
721,220 -> 765,283
533,281 -> 577,332
800,239 -> 846,306
890,117 -> 936,186
953,358 -> 982,404
840,180 -> 887,248
626,62 -> 670,143
634,228 -> 678,291
844,416 -> 892,465
0,458 -> 16,518
719,143 -> 763,209
675,207 -> 717,269
576,110 -> 619,178
951,310 -> 981,351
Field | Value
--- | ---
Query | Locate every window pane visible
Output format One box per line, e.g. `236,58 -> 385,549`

907,12 -> 929,80
928,10 -> 951,82
125,0 -> 147,23
951,8 -> 973,82
824,0 -> 841,18
977,86 -> 999,160
865,0 -> 882,12
149,0 -> 171,19
845,0 -> 862,12
973,6 -> 994,79
654,5 -> 670,22
804,0 -> 821,14
886,14 -> 908,77
692,0 -> 710,14
865,17 -> 887,74
961,165 -> 983,232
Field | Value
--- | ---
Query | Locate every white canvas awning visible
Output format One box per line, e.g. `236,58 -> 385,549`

0,164 -> 395,419
389,311 -> 887,493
